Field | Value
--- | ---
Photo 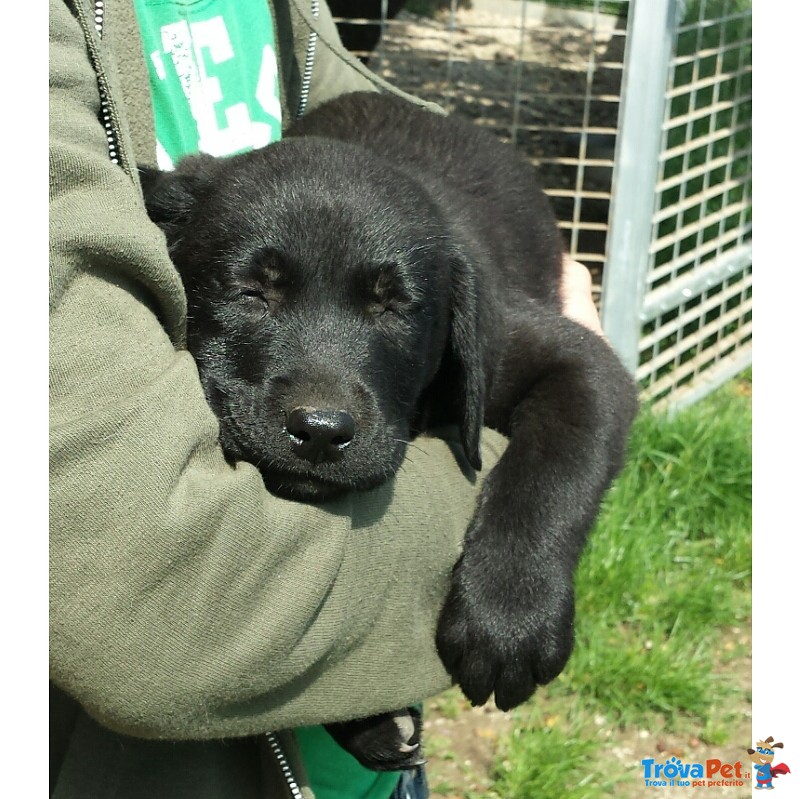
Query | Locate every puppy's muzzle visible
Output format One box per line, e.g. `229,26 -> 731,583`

285,407 -> 355,464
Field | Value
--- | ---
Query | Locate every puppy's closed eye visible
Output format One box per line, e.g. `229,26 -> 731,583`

360,263 -> 416,318
238,286 -> 273,309
235,247 -> 295,311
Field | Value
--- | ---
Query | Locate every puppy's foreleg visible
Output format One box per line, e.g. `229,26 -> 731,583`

436,305 -> 638,710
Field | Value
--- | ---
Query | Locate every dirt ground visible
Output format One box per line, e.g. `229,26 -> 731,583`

422,627 -> 752,798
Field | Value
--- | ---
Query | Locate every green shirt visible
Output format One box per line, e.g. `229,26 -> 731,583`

295,727 -> 402,799
133,0 -> 282,168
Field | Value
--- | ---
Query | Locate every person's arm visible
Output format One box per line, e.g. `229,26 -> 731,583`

49,0 -> 506,741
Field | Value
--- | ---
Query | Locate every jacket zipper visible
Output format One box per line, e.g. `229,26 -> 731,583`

265,732 -> 305,799
296,0 -> 320,118
92,0 -> 121,165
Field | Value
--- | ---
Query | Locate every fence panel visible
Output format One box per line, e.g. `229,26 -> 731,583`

626,0 -> 753,409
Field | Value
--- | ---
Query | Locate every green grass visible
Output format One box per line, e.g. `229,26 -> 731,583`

493,718 -> 609,799
476,374 -> 751,797
561,372 -> 750,712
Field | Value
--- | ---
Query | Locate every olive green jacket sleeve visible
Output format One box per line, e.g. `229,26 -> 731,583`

50,0 -> 507,741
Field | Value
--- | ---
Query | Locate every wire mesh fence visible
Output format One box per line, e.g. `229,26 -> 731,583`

328,0 -> 752,409
634,0 -> 752,409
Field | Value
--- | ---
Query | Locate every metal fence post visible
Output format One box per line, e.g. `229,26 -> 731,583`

601,0 -> 680,374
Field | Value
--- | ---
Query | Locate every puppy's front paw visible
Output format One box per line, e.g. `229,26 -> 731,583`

325,708 -> 424,772
435,523 -> 576,711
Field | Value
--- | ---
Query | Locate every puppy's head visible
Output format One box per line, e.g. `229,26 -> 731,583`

142,138 -> 482,501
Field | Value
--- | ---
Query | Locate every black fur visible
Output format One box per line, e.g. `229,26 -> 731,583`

141,91 -> 638,770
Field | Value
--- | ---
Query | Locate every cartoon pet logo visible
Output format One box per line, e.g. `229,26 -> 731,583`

747,737 -> 791,790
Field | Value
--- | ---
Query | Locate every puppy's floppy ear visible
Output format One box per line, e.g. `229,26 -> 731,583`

447,250 -> 486,471
138,155 -> 216,244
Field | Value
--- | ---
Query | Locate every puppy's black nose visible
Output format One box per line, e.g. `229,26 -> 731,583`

285,407 -> 355,464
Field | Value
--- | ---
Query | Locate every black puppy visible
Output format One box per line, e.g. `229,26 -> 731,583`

141,91 -> 638,770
